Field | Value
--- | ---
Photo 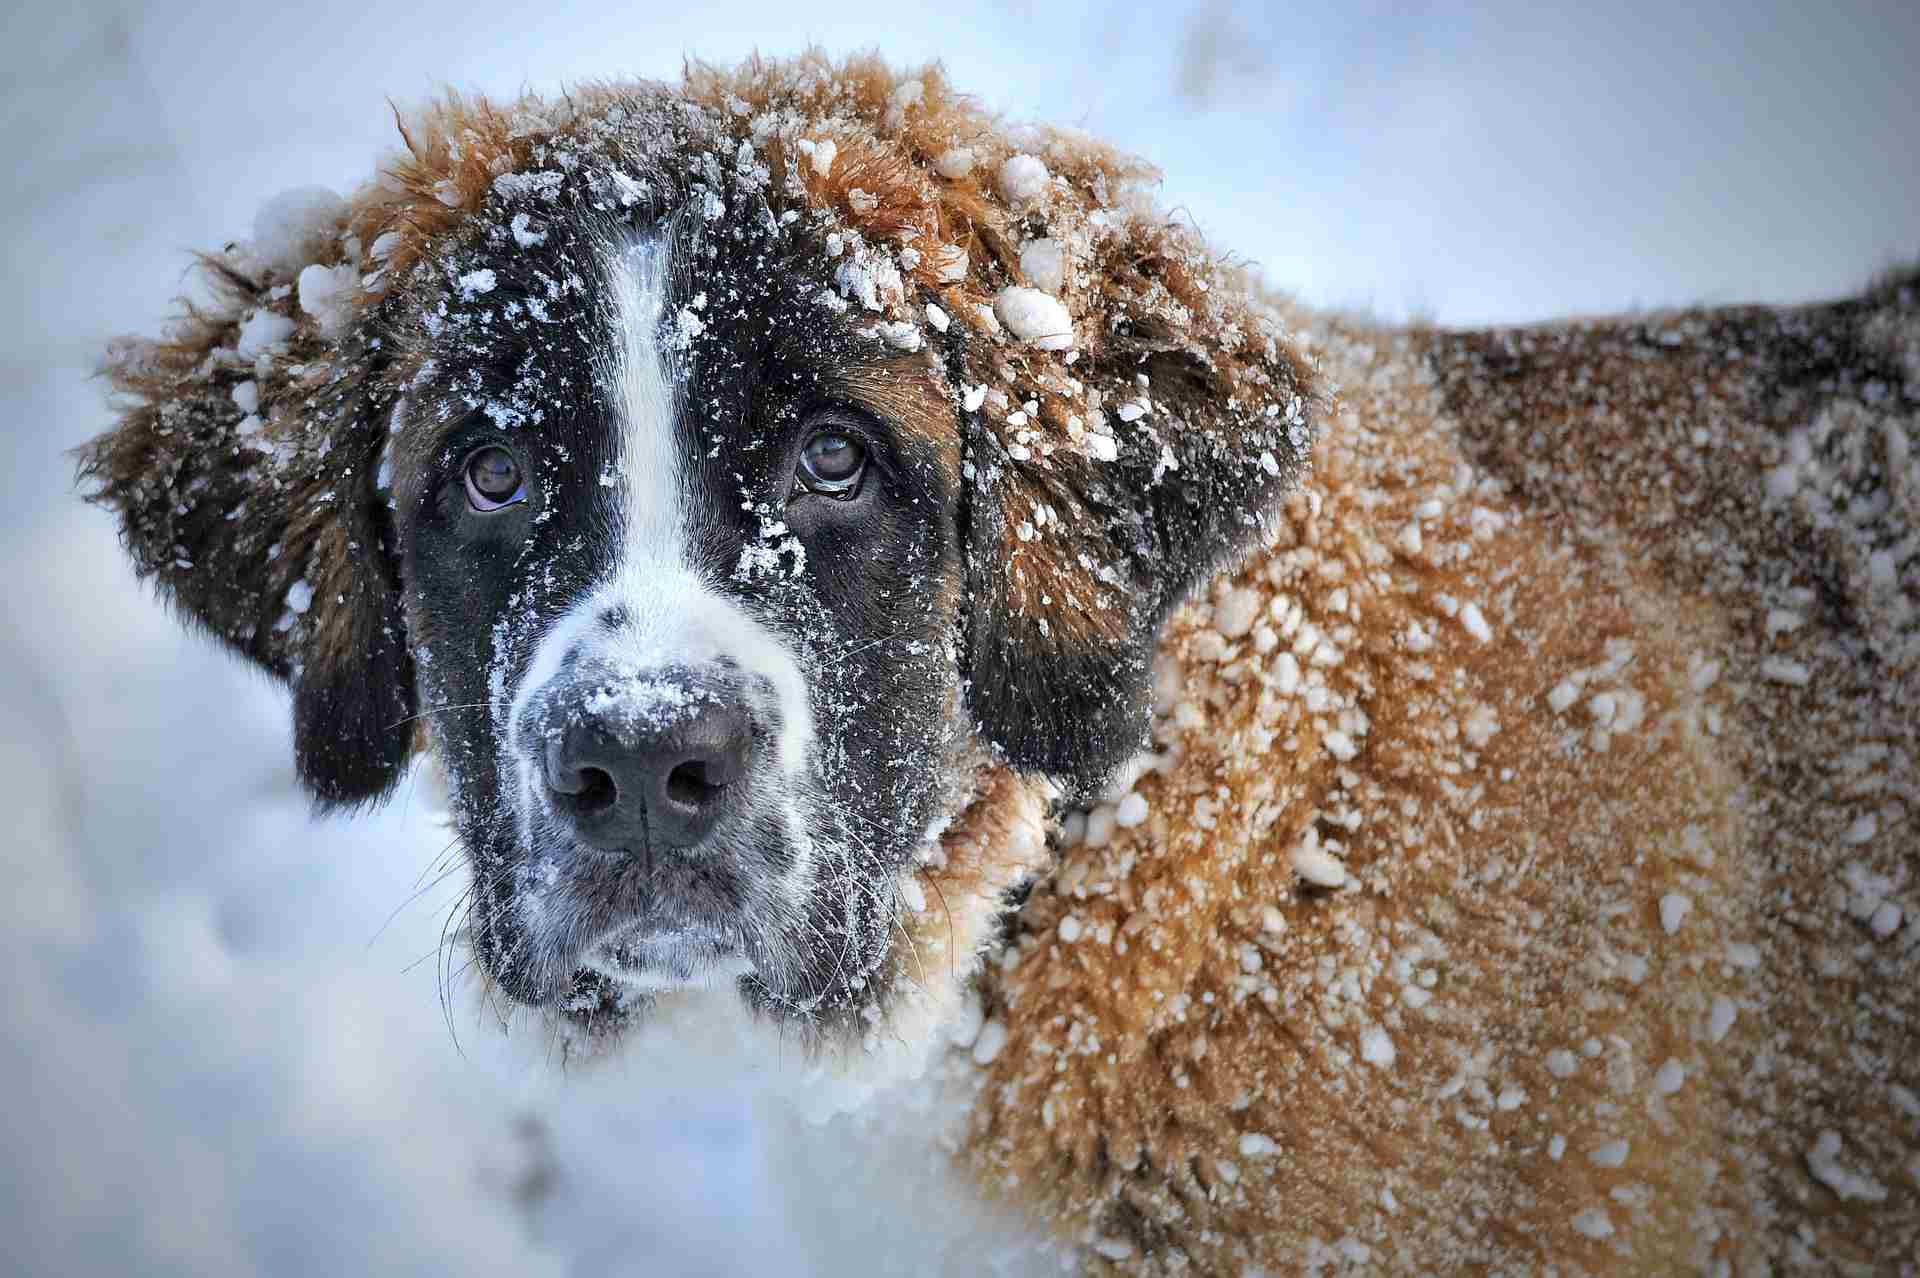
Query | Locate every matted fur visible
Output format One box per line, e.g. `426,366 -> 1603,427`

78,51 -> 1917,1275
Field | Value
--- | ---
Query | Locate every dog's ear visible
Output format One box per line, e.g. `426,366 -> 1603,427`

953,262 -> 1316,799
79,241 -> 416,809
658,57 -> 1324,797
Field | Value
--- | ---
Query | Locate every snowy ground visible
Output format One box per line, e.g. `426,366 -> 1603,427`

3,2 -> 1915,1275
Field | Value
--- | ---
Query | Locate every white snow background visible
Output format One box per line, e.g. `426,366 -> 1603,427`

3,1 -> 1916,1274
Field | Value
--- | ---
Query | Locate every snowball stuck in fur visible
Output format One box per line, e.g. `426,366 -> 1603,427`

250,186 -> 346,279
1807,1130 -> 1889,1202
1019,238 -> 1068,294
997,153 -> 1050,204
296,263 -> 358,338
1653,1059 -> 1686,1095
1291,839 -> 1348,888
1707,996 -> 1737,1042
802,137 -> 837,177
1658,893 -> 1692,934
1359,1027 -> 1396,1068
993,287 -> 1074,350
933,146 -> 975,179
457,269 -> 498,300
1570,1208 -> 1614,1240
234,309 -> 295,360
1237,1133 -> 1279,1158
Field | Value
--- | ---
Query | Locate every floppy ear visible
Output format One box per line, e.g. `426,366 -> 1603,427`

659,54 -> 1318,796
954,283 -> 1316,799
79,245 -> 416,809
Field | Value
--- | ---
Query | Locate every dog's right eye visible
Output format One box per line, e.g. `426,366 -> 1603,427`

463,446 -> 526,512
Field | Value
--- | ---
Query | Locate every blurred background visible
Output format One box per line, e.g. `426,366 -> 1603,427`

3,1 -> 1916,1273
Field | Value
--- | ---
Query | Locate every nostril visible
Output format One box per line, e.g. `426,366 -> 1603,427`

548,734 -> 620,816
665,760 -> 722,808
539,677 -> 752,850
573,766 -> 618,815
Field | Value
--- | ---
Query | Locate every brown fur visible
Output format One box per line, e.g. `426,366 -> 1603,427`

837,357 -> 964,481
78,51 -> 1918,1273
963,299 -> 1919,1271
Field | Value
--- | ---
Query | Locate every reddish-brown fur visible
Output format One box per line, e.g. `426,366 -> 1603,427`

80,53 -> 1918,1274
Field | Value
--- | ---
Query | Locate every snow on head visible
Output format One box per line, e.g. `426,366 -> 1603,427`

1019,238 -> 1067,293
993,287 -> 1074,350
297,263 -> 358,338
250,186 -> 346,279
457,268 -> 498,300
934,146 -> 975,179
998,153 -> 1050,205
234,308 -> 295,360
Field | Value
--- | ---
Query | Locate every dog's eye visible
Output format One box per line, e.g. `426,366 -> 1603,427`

463,446 -> 526,511
796,430 -> 867,497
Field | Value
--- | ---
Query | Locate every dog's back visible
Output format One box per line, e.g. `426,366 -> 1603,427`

959,278 -> 1919,1273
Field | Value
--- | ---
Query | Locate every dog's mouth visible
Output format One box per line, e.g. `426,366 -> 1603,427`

580,919 -> 750,992
473,740 -> 936,1028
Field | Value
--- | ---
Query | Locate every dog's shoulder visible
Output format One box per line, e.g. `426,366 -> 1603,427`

962,282 -> 1920,1271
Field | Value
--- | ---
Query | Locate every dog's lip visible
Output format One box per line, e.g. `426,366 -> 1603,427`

578,918 -> 746,988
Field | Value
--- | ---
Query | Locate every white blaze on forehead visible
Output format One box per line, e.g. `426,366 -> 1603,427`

604,233 -> 688,574
506,229 -> 814,783
488,226 -> 824,999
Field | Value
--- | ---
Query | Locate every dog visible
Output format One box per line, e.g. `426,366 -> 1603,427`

80,52 -> 1918,1274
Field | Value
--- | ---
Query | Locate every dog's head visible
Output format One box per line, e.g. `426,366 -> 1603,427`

80,56 -> 1315,1051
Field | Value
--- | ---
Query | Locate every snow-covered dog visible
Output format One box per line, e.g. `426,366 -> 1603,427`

82,53 -> 1919,1274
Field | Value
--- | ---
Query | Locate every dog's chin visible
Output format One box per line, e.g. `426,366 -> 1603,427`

579,920 -> 756,995
504,894 -> 767,1013
505,918 -> 763,1054
469,856 -> 767,1017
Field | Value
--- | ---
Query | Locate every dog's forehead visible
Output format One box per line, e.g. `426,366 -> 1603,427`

383,194 -> 958,492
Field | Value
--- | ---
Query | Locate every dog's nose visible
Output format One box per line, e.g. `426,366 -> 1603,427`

541,682 -> 753,852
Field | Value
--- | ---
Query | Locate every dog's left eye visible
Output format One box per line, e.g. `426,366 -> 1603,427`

463,446 -> 526,512
796,429 -> 866,497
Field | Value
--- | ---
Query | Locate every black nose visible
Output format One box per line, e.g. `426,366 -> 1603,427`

540,679 -> 753,852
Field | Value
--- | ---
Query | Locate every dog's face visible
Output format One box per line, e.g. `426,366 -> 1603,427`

393,196 -> 972,1028
80,68 -> 1317,1051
